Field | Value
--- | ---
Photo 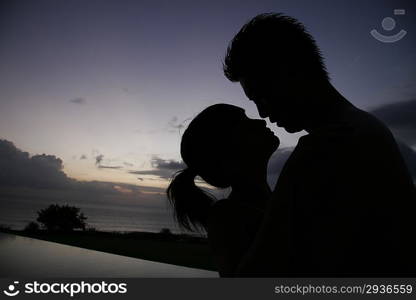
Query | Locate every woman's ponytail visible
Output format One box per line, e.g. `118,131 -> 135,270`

167,168 -> 214,232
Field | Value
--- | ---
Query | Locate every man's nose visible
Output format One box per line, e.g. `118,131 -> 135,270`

252,118 -> 267,127
255,101 -> 269,118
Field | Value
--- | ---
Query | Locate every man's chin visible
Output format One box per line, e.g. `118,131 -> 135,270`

283,126 -> 303,133
274,121 -> 303,133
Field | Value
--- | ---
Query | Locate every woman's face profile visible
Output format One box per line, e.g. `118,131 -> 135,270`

225,110 -> 280,163
182,104 -> 279,187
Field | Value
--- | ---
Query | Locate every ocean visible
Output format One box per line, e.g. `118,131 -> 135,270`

0,195 -> 185,234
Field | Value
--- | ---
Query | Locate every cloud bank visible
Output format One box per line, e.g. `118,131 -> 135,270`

371,98 -> 416,146
129,156 -> 186,180
0,139 -> 166,206
69,97 -> 86,105
0,139 -> 70,188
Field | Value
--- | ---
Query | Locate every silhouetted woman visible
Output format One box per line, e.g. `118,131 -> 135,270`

167,104 -> 279,276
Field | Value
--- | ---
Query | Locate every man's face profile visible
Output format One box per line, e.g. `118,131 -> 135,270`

240,76 -> 305,133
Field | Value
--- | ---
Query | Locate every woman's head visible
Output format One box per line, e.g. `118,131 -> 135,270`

167,103 -> 279,231
181,103 -> 279,186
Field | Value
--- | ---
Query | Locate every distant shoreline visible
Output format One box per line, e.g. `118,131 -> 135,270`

0,227 -> 217,271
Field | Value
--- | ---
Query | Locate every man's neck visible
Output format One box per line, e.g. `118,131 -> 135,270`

303,83 -> 355,133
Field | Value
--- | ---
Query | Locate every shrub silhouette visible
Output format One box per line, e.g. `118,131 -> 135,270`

24,221 -> 40,233
160,228 -> 172,235
37,204 -> 87,232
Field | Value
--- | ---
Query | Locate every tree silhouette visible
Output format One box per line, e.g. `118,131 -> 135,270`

24,221 -> 40,233
37,204 -> 87,232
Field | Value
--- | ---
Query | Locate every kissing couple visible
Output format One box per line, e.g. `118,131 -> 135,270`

167,13 -> 416,277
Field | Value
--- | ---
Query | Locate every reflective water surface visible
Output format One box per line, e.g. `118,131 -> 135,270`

0,233 -> 218,277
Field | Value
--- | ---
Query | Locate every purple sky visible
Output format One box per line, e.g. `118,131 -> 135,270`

0,0 -> 415,188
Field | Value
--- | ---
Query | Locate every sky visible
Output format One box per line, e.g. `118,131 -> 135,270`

0,0 -> 415,191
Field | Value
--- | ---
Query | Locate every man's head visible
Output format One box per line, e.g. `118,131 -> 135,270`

223,13 -> 330,133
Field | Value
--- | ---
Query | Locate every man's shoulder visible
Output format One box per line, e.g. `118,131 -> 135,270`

297,108 -> 394,152
345,108 -> 394,140
285,108 -> 401,177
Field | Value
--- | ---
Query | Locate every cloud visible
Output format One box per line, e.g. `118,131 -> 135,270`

113,185 -> 134,194
69,97 -> 86,105
95,154 -> 104,165
151,157 -> 185,170
0,139 -> 71,188
98,165 -> 122,169
167,116 -> 190,133
93,153 -> 123,170
0,139 -> 128,190
371,98 -> 416,146
129,156 -> 186,180
0,139 -> 169,206
168,116 -> 184,130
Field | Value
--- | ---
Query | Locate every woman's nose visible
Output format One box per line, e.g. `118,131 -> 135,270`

254,98 -> 270,119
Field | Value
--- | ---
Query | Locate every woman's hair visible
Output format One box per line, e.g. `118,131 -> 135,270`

167,168 -> 214,232
167,104 -> 245,232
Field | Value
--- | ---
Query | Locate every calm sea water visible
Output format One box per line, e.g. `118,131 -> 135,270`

0,196 -> 185,234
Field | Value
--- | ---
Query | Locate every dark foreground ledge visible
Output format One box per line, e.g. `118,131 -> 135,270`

0,228 -> 217,271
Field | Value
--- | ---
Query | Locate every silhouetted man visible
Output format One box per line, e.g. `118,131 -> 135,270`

223,13 -> 416,276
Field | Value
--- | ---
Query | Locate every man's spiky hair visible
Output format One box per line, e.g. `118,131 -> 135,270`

223,13 -> 329,82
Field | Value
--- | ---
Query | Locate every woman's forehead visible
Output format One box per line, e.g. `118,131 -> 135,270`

213,104 -> 245,118
228,108 -> 247,121
194,104 -> 247,126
